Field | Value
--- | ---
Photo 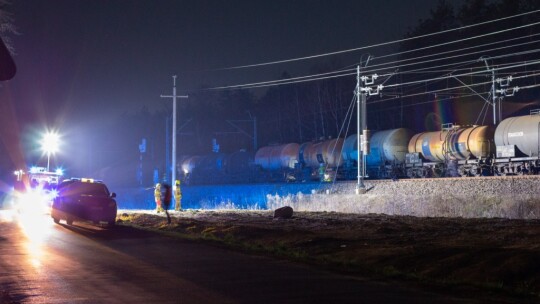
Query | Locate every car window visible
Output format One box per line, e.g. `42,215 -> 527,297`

62,182 -> 110,197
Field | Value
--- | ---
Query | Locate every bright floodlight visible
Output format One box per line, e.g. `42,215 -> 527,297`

41,132 -> 60,172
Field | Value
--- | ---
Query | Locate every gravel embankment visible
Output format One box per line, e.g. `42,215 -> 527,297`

267,176 -> 540,218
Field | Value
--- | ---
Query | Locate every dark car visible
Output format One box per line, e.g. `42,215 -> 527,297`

51,178 -> 117,226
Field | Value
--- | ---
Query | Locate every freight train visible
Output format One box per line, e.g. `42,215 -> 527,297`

179,111 -> 540,184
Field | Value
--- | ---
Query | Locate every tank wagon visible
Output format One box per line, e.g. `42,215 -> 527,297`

250,111 -> 540,181
406,125 -> 495,177
180,151 -> 258,184
404,111 -> 540,177
298,138 -> 344,180
253,138 -> 346,182
254,143 -> 299,181
341,128 -> 414,179
177,111 -> 540,185
493,110 -> 540,175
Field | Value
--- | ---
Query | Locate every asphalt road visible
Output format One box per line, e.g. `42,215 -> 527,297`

0,210 -> 476,304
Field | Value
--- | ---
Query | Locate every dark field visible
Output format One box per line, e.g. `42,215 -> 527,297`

118,209 -> 540,303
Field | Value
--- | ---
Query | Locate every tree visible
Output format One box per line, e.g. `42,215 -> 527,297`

394,0 -> 540,129
0,0 -> 17,54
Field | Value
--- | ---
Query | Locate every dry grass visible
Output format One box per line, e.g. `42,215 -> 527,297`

117,209 -> 540,301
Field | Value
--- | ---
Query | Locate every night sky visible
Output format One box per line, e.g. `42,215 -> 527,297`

2,0 -> 450,178
8,0 -> 444,117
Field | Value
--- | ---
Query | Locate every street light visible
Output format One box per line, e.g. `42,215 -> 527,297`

41,132 -> 59,172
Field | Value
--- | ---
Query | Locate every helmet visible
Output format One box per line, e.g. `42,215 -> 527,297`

155,183 -> 160,188
175,180 -> 180,185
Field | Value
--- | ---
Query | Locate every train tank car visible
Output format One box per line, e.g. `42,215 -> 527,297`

254,143 -> 300,181
181,153 -> 227,184
407,125 -> 495,177
225,150 -> 256,183
254,143 -> 299,170
342,128 -> 414,179
299,138 -> 344,181
494,111 -> 540,175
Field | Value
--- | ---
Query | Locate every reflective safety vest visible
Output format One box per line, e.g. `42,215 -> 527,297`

174,186 -> 182,199
154,187 -> 161,202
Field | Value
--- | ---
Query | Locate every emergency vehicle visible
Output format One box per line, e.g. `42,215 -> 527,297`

12,167 -> 64,214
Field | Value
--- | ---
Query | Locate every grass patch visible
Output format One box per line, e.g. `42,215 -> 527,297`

116,215 -> 540,301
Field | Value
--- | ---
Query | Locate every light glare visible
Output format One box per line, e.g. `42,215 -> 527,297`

41,132 -> 60,154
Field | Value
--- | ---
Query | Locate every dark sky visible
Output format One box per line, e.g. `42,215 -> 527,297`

3,0 -> 450,177
8,0 -> 446,118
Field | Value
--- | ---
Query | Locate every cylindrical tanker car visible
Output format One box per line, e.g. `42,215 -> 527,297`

254,143 -> 300,181
177,111 -> 540,185
252,138 -> 346,181
342,128 -> 414,179
493,111 -> 540,175
298,138 -> 344,180
180,151 -> 257,184
406,125 -> 495,177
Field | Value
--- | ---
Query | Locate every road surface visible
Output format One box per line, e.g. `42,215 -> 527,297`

0,210 -> 477,303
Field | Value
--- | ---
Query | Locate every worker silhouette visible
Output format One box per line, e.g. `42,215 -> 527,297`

161,182 -> 172,224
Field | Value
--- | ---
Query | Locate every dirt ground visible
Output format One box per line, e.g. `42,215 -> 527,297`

117,209 -> 540,302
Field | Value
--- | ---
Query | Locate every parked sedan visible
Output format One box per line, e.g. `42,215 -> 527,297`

51,178 -> 117,226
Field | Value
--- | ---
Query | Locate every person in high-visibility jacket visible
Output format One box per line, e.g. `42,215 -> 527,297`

174,179 -> 182,211
154,183 -> 163,213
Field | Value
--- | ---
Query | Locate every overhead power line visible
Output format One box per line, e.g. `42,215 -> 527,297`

368,71 -> 540,105
206,47 -> 540,91
207,9 -> 540,71
384,59 -> 540,89
205,23 -> 540,91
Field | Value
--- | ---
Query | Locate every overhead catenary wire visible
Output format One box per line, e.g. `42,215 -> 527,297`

207,47 -> 540,92
360,34 -> 540,75
254,75 -> 540,130
203,9 -> 540,71
367,70 -> 540,106
205,27 -> 540,91
383,59 -> 540,89
191,9 -> 540,139
205,37 -> 540,91
252,63 -> 540,130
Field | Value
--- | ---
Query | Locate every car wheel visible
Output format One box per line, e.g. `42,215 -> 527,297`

66,218 -> 73,225
53,217 -> 60,224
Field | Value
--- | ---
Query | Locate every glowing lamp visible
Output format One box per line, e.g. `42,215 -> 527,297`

41,132 -> 60,172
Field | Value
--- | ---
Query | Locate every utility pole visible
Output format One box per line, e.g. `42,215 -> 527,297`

160,75 -> 188,191
355,65 -> 364,194
356,55 -> 378,195
355,55 -> 377,194
479,57 -> 519,125
481,57 -> 498,125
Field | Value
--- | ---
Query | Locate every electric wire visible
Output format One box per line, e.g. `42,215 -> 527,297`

384,59 -> 540,89
206,33 -> 540,91
367,70 -> 540,105
202,15 -> 540,90
360,35 -> 540,75
208,49 -> 540,92
205,9 -> 540,71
